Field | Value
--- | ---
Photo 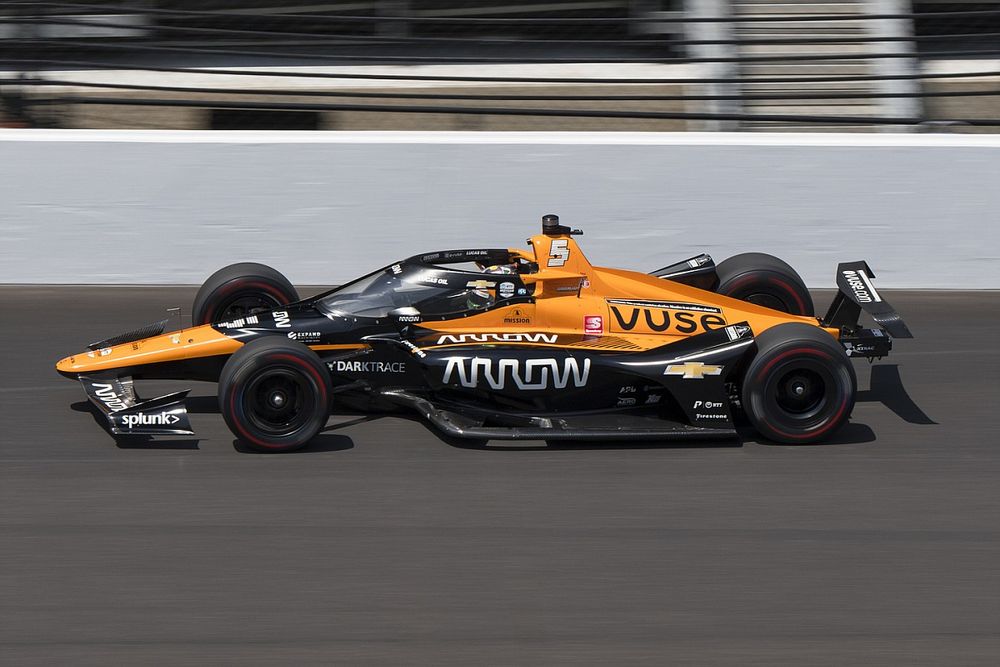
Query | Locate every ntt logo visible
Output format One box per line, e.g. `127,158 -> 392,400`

120,412 -> 180,428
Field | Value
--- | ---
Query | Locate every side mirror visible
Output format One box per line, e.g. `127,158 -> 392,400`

388,306 -> 421,327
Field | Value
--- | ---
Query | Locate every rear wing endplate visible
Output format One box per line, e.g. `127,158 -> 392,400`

823,261 -> 913,339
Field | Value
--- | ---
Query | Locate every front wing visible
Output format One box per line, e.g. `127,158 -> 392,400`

79,374 -> 194,436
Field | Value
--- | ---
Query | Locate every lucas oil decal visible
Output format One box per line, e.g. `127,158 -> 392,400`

607,299 -> 726,335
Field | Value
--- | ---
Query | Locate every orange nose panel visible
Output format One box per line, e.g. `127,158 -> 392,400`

56,325 -> 243,376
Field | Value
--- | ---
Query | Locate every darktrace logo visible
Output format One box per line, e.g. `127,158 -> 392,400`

332,360 -> 407,374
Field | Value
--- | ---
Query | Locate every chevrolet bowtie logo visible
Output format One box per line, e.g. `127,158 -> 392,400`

663,362 -> 723,379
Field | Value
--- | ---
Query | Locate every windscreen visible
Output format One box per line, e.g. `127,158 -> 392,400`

316,265 -> 495,319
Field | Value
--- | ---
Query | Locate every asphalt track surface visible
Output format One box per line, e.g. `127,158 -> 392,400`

1,286 -> 998,665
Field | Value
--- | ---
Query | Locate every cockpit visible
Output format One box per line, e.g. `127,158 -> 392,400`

315,250 -> 531,321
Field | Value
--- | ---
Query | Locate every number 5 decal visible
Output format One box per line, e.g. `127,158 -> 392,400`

547,239 -> 570,267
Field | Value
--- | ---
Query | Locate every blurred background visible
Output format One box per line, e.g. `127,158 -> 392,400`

2,0 -> 999,132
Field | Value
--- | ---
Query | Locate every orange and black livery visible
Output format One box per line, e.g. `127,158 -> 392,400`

57,214 -> 911,451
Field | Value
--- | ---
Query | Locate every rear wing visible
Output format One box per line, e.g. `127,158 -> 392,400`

823,261 -> 913,339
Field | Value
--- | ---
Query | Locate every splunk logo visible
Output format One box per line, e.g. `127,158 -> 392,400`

119,412 -> 180,428
442,356 -> 590,391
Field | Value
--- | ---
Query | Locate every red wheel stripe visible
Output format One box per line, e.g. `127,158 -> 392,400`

226,352 -> 328,450
767,277 -> 807,313
754,347 -> 849,441
757,347 -> 831,381
723,274 -> 807,314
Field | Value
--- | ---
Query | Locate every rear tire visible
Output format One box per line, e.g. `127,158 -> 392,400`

716,253 -> 814,316
192,262 -> 298,326
742,323 -> 855,444
219,337 -> 332,452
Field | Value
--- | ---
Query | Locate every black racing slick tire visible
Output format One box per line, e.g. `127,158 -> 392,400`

192,262 -> 298,326
219,337 -> 332,453
742,323 -> 856,444
715,253 -> 814,316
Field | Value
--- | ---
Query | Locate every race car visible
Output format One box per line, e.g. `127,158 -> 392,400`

56,214 -> 911,451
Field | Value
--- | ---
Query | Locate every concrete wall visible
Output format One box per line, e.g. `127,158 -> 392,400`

1,130 -> 998,287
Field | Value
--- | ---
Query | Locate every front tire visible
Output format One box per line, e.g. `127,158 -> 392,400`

219,337 -> 332,452
742,323 -> 855,444
715,253 -> 814,316
192,262 -> 298,326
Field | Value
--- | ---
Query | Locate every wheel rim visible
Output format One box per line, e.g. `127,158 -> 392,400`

242,368 -> 312,436
774,368 -> 826,417
217,292 -> 283,321
762,358 -> 840,430
744,292 -> 788,312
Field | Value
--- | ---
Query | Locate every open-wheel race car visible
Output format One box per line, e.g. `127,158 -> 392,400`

57,214 -> 911,451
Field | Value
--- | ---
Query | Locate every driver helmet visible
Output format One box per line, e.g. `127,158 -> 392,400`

480,263 -> 516,275
466,288 -> 494,310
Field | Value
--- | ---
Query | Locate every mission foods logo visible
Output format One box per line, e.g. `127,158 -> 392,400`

503,308 -> 531,325
607,300 -> 727,335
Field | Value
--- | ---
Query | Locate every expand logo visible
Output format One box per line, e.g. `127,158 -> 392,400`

607,299 -> 726,335
120,412 -> 180,428
443,356 -> 590,391
436,333 -> 558,345
288,331 -> 322,343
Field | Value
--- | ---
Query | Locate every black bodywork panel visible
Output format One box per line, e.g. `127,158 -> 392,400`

650,254 -> 719,291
